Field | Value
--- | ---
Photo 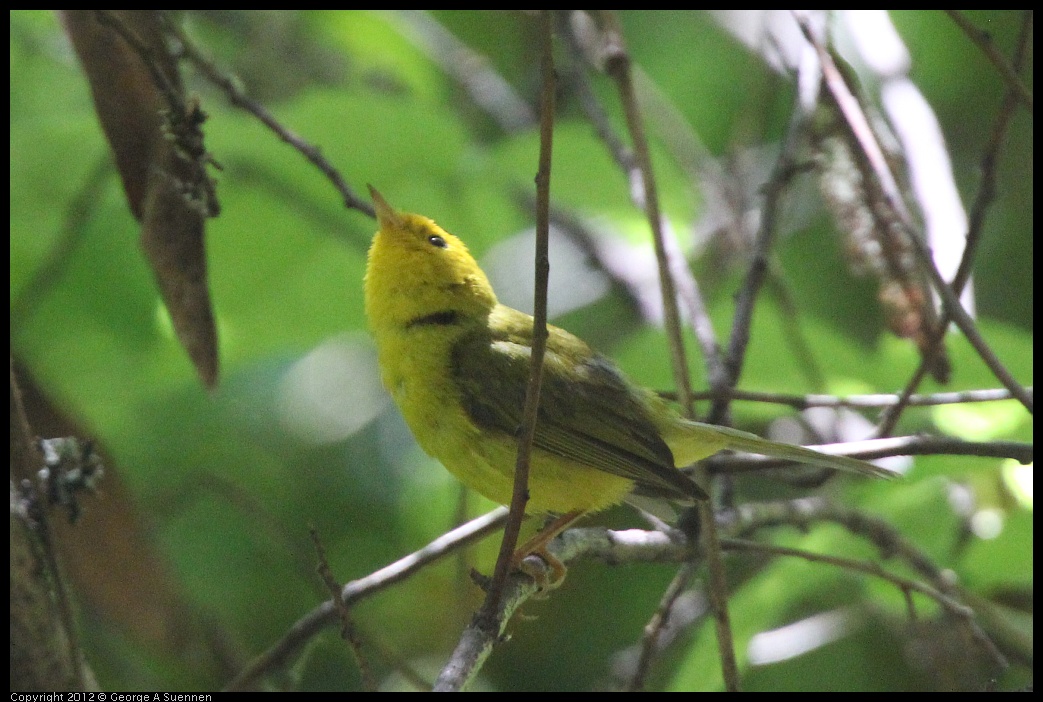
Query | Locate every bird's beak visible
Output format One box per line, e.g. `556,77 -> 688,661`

368,185 -> 401,230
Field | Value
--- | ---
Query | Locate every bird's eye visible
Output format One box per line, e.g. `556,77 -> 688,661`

428,235 -> 447,248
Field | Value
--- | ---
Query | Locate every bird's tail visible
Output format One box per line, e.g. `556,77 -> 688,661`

672,420 -> 898,480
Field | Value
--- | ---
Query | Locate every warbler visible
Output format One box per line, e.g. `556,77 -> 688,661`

363,187 -> 891,568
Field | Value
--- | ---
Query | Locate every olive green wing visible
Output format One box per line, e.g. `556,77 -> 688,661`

450,315 -> 705,502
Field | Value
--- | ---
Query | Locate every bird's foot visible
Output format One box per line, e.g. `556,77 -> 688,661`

512,546 -> 567,591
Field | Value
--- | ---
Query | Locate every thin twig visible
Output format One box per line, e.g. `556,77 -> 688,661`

433,559 -> 551,691
707,434 -> 1032,474
725,536 -> 971,615
686,386 -> 1030,410
694,497 -> 738,687
515,510 -> 1005,671
309,527 -> 375,691
562,14 -> 730,405
620,72 -> 742,408
557,12 -> 639,184
225,507 -> 507,691
598,11 -> 695,418
94,11 -> 185,114
723,496 -> 1008,669
712,108 -> 808,425
163,16 -> 373,217
625,560 -> 697,691
674,238 -> 731,404
473,4 -> 554,641
721,538 -> 1007,669
943,10 -> 1033,115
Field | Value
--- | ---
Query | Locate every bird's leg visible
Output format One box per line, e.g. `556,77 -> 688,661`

510,510 -> 584,588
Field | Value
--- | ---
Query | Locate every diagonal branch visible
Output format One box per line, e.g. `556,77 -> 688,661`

794,13 -> 1033,415
944,10 -> 1033,115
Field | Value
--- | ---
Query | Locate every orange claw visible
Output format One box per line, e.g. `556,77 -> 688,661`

509,511 -> 584,589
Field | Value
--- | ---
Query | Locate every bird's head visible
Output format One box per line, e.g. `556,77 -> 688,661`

364,187 -> 497,332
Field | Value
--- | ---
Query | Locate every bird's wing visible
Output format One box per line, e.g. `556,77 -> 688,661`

451,316 -> 705,501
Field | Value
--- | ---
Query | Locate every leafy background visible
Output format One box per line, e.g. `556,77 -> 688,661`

9,10 -> 1032,691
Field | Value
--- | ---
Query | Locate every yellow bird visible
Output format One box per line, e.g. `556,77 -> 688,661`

363,188 -> 892,569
